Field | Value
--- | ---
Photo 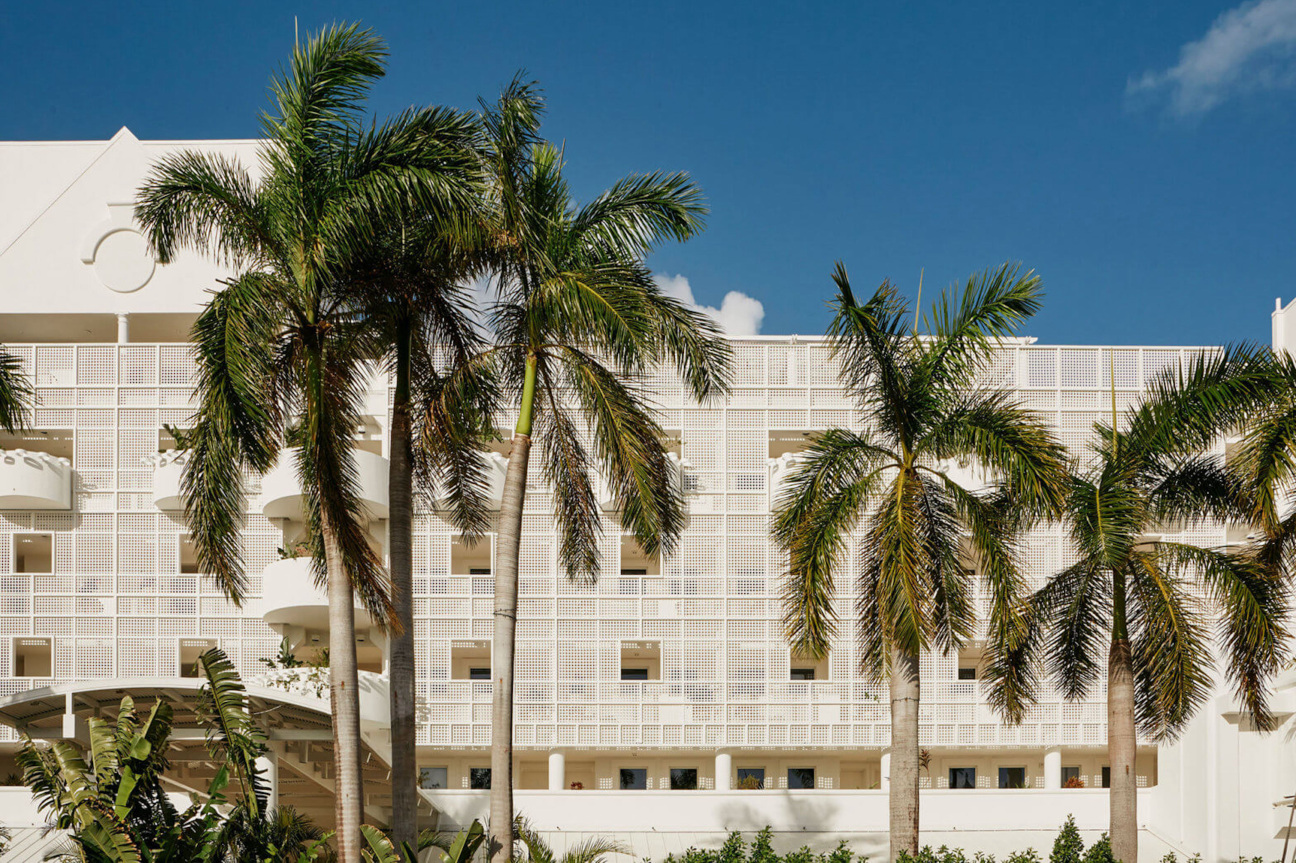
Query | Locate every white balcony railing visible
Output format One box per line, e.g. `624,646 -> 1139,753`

431,451 -> 509,511
260,447 -> 389,520
0,449 -> 72,509
598,452 -> 690,510
145,451 -> 186,511
254,666 -> 390,727
256,556 -> 370,628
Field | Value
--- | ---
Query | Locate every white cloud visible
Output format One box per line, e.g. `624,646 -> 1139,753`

1128,0 -> 1296,116
653,273 -> 765,337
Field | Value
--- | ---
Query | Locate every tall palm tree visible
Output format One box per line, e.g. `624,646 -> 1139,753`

346,221 -> 498,847
477,79 -> 731,860
135,24 -> 480,862
0,346 -> 32,432
990,347 -> 1289,863
772,263 -> 1070,861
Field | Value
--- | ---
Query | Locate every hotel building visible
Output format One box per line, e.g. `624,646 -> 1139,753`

0,129 -> 1292,861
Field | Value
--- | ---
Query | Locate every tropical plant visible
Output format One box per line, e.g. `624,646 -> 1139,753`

0,344 -> 32,435
18,648 -> 322,863
990,346 -> 1290,863
513,816 -> 628,863
659,829 -> 858,863
135,24 -> 480,862
356,820 -> 485,863
474,78 -> 731,859
773,263 -> 1070,860
1049,816 -> 1084,863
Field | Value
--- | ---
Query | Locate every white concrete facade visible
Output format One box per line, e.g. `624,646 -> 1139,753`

0,131 -> 1291,859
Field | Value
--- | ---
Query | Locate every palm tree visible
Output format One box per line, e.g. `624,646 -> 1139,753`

513,816 -> 628,863
991,346 -> 1289,863
135,24 -> 481,862
18,648 -> 323,863
345,220 -> 498,847
0,345 -> 32,432
772,263 -> 1070,861
477,79 -> 731,860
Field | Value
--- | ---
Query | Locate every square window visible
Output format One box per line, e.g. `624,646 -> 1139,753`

790,668 -> 816,681
620,641 -> 660,681
13,637 -> 52,678
178,638 -> 218,677
469,767 -> 491,789
998,767 -> 1026,789
419,767 -> 448,789
1062,766 -> 1083,788
736,768 -> 765,790
620,768 -> 647,790
620,667 -> 649,681
469,667 -> 491,681
787,767 -> 815,790
957,667 -> 977,680
949,767 -> 976,789
670,768 -> 698,790
13,533 -> 52,574
451,640 -> 491,680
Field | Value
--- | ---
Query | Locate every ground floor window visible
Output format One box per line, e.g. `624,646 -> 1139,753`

949,767 -> 976,789
1062,766 -> 1083,787
998,767 -> 1026,789
670,768 -> 698,790
419,767 -> 447,789
736,767 -> 765,789
1101,766 -> 1111,788
469,767 -> 491,789
620,768 -> 647,790
787,767 -> 815,789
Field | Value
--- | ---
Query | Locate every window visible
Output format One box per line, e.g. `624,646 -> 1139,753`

998,767 -> 1026,789
736,768 -> 765,790
620,768 -> 647,790
790,667 -> 816,681
13,637 -> 52,677
949,767 -> 976,789
787,767 -> 815,789
178,638 -> 218,677
790,649 -> 829,681
1101,766 -> 1111,789
957,666 -> 977,680
451,536 -> 492,575
620,641 -> 660,681
620,667 -> 649,681
178,535 -> 201,574
469,768 -> 491,789
469,667 -> 491,681
419,767 -> 448,789
13,533 -> 52,574
670,768 -> 698,790
451,640 -> 491,680
1062,766 -> 1083,788
956,647 -> 983,681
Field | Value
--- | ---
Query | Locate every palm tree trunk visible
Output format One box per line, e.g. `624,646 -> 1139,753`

1108,634 -> 1138,863
488,352 -> 537,862
323,506 -> 365,863
889,645 -> 921,861
388,320 -> 418,848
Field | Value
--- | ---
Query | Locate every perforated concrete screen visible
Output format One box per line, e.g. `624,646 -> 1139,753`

0,339 -> 1215,767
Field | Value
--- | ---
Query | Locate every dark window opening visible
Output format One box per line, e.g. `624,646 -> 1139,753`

787,767 -> 815,790
620,768 -> 647,790
1101,766 -> 1111,788
998,767 -> 1026,789
949,767 -> 976,789
620,667 -> 649,681
736,768 -> 765,790
670,768 -> 698,790
469,767 -> 491,789
469,667 -> 491,681
790,667 -> 816,681
957,667 -> 977,680
1062,766 -> 1082,787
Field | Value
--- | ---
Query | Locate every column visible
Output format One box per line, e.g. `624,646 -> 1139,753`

116,313 -> 130,344
257,753 -> 279,812
548,750 -> 566,790
1044,747 -> 1062,789
715,750 -> 732,791
880,750 -> 891,791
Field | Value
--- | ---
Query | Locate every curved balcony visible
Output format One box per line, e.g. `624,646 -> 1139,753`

598,453 -> 690,511
768,452 -> 809,504
255,666 -> 389,728
147,452 -> 187,511
431,451 -> 509,511
256,556 -> 371,630
0,450 -> 72,510
261,447 -> 389,521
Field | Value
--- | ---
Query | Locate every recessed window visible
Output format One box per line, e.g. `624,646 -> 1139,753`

620,641 -> 661,681
469,767 -> 491,789
670,768 -> 698,790
13,637 -> 52,677
736,767 -> 765,790
620,768 -> 647,790
451,640 -> 491,681
998,767 -> 1027,789
178,638 -> 218,677
1062,766 -> 1083,788
419,767 -> 448,789
956,647 -> 984,680
790,649 -> 828,681
790,667 -> 816,681
949,767 -> 976,789
957,666 -> 977,681
1101,766 -> 1111,788
14,533 -> 53,574
179,535 -> 201,575
620,537 -> 660,576
787,767 -> 815,790
451,536 -> 491,576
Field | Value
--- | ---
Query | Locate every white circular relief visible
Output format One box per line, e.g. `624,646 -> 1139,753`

92,230 -> 155,293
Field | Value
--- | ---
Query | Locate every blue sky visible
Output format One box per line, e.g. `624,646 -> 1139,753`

3,1 -> 1295,345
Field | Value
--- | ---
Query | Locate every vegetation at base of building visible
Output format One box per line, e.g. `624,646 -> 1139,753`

655,827 -> 860,863
16,647 -> 324,863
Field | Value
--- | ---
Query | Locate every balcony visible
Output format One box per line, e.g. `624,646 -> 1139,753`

147,451 -> 186,511
254,666 -> 390,729
598,452 -> 690,510
256,556 -> 372,630
0,449 -> 72,509
431,451 -> 509,511
261,447 -> 389,521
767,451 -> 808,503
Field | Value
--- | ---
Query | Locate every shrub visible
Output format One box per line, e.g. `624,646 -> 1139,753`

1050,815 -> 1085,863
1080,835 -> 1114,863
660,829 -> 864,863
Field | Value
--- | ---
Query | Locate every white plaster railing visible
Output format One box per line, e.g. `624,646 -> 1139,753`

598,452 -> 691,510
767,452 -> 808,504
260,447 -> 390,520
0,449 -> 73,509
143,450 -> 187,511
254,667 -> 390,726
